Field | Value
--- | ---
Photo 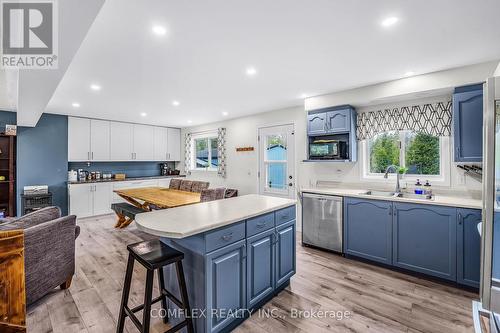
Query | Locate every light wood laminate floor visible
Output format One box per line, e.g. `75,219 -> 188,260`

27,214 -> 477,333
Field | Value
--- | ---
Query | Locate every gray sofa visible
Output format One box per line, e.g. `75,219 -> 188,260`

0,207 -> 80,305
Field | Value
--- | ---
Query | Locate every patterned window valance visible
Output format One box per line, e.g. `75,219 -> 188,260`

356,101 -> 452,140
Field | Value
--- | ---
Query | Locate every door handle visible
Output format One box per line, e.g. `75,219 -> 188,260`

458,213 -> 463,225
91,151 -> 94,160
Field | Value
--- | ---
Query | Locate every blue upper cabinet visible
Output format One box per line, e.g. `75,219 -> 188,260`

457,208 -> 482,288
453,84 -> 484,162
307,112 -> 328,135
307,106 -> 355,136
393,203 -> 457,281
326,108 -> 351,133
344,197 -> 393,265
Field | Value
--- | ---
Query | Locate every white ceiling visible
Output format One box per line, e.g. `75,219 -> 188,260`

45,0 -> 500,128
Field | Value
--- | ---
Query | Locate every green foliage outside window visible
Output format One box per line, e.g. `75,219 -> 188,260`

369,131 -> 440,175
405,133 -> 440,175
369,133 -> 399,173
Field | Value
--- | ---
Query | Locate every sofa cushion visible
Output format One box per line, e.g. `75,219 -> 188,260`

0,206 -> 61,231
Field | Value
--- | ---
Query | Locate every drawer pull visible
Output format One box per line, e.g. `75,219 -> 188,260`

221,232 -> 233,241
256,222 -> 267,228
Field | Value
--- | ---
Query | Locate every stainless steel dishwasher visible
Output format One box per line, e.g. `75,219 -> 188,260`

302,192 -> 343,253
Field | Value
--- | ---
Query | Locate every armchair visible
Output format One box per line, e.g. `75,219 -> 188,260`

0,207 -> 80,305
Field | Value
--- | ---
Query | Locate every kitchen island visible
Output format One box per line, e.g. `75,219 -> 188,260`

135,194 -> 297,333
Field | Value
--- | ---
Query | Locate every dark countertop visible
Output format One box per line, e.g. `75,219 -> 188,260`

68,174 -> 186,185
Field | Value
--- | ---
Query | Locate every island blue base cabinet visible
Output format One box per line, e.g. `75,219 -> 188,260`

161,205 -> 296,333
343,197 -> 481,288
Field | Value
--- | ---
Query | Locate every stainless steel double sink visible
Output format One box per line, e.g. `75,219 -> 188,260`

360,190 -> 433,201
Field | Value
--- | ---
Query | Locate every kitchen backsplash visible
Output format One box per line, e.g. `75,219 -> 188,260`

68,161 -> 176,178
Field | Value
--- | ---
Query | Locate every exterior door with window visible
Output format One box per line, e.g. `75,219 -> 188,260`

258,124 -> 295,199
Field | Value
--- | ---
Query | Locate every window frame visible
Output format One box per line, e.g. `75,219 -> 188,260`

190,132 -> 219,172
360,131 -> 451,186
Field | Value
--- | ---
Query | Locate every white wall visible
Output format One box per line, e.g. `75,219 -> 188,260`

180,106 -> 306,195
181,62 -> 492,201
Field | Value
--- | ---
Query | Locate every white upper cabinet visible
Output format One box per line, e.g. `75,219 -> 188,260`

167,128 -> 181,161
68,117 -> 91,161
153,126 -> 168,161
90,119 -> 110,161
133,124 -> 155,161
68,116 -> 180,162
110,122 -> 134,161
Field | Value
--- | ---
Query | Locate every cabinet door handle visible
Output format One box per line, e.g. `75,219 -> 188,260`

458,213 -> 463,225
221,232 -> 233,241
88,152 -> 90,160
91,152 -> 94,160
389,206 -> 393,216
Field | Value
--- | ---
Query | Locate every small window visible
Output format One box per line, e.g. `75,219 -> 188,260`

368,130 -> 441,176
192,134 -> 218,171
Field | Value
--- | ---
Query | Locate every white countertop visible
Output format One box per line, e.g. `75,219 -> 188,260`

301,187 -> 482,210
135,194 -> 296,238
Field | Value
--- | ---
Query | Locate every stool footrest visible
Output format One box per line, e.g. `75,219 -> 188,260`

124,306 -> 143,332
164,320 -> 188,333
162,289 -> 184,309
130,294 -> 166,313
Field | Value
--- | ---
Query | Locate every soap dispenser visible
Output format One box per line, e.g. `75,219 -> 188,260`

414,179 -> 423,195
424,180 -> 432,198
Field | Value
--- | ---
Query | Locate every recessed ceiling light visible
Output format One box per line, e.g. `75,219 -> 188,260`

72,102 -> 80,108
172,100 -> 180,106
381,17 -> 399,27
245,67 -> 257,76
187,120 -> 192,124
90,84 -> 101,91
222,111 -> 229,116
140,112 -> 147,117
404,71 -> 415,77
152,25 -> 167,36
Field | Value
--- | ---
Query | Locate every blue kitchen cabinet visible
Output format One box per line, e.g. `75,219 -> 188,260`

326,108 -> 351,133
275,220 -> 296,288
457,208 -> 482,288
393,203 -> 457,281
344,197 -> 393,265
246,229 -> 275,308
206,239 -> 247,333
307,112 -> 327,135
453,84 -> 484,162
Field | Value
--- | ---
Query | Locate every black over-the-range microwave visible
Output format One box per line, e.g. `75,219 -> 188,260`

309,139 -> 348,160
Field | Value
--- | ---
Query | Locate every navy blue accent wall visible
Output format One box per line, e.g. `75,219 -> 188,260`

0,111 -> 16,132
17,114 -> 68,215
68,161 -> 176,178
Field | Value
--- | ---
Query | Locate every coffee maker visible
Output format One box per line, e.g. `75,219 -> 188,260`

160,163 -> 170,176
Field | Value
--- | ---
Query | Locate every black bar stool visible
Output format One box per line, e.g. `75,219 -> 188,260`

116,240 -> 194,333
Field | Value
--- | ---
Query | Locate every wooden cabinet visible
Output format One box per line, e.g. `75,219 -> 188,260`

90,119 -> 110,161
453,84 -> 483,162
307,112 -> 327,135
326,108 -> 351,133
457,208 -> 482,287
167,128 -> 181,161
275,220 -> 296,288
206,240 -> 247,333
393,203 -> 457,281
246,229 -> 275,308
344,197 -> 392,264
110,122 -> 134,161
68,117 -> 91,161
